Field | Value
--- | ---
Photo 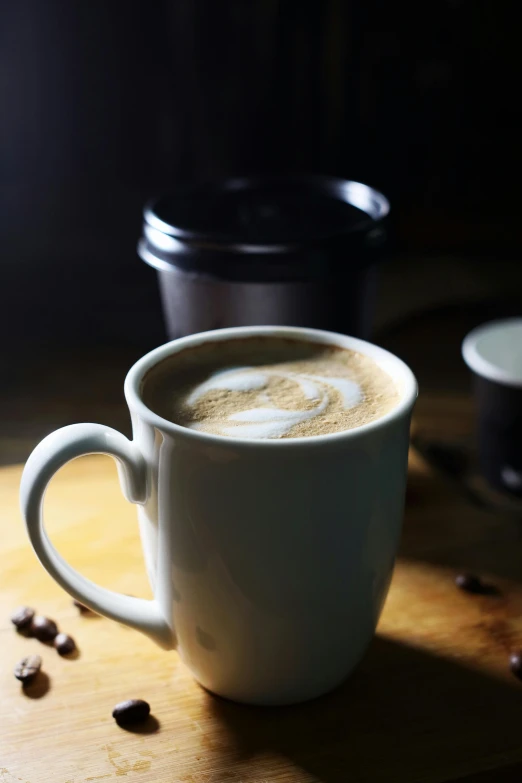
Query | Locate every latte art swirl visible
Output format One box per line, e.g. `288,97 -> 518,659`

184,367 -> 363,439
144,337 -> 400,440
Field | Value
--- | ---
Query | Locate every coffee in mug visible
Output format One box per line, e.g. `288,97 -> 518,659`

143,337 -> 400,439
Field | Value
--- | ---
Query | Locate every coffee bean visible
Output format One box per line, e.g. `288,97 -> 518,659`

54,633 -> 76,655
10,606 -> 35,630
112,699 -> 151,725
72,598 -> 97,615
510,651 -> 522,679
14,654 -> 42,683
455,573 -> 484,594
31,616 -> 58,642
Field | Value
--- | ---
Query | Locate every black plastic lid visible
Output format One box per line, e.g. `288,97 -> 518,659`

138,175 -> 390,283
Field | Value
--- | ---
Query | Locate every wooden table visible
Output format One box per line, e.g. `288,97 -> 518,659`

2,392 -> 522,783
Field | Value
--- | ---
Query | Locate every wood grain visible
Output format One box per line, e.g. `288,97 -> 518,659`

2,394 -> 522,783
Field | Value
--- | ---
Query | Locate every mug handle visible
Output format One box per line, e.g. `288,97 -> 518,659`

20,423 -> 174,650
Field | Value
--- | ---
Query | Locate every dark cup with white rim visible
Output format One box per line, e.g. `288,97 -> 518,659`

462,318 -> 522,496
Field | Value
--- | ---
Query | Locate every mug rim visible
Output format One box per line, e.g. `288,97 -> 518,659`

124,326 -> 417,449
462,317 -> 522,389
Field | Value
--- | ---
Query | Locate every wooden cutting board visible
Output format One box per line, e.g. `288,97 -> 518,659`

3,397 -> 522,783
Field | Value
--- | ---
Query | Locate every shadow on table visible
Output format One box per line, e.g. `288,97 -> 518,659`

205,636 -> 522,783
376,300 -> 522,586
412,435 -> 522,518
401,445 -> 522,585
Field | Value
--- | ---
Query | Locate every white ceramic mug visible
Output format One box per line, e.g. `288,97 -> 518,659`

20,326 -> 417,705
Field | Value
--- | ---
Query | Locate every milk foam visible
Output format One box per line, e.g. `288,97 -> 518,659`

186,368 -> 268,404
185,367 -> 363,439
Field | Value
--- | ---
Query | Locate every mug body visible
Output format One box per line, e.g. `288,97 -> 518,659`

128,326 -> 416,705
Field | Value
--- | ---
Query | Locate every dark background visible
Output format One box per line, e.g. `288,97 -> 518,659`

1,0 -> 521,353
5,8 -> 522,778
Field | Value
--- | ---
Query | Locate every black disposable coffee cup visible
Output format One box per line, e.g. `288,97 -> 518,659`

138,175 -> 390,340
462,318 -> 522,496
